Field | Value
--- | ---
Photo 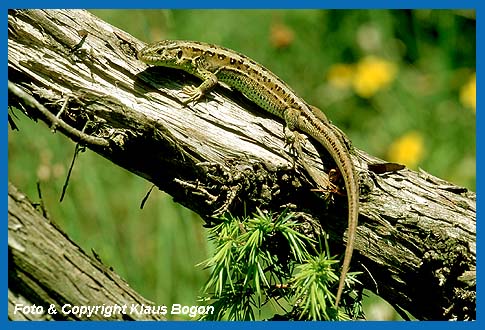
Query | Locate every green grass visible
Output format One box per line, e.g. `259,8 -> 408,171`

8,120 -> 210,319
9,10 -> 475,320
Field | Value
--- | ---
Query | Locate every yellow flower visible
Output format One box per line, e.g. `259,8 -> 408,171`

459,73 -> 476,111
352,56 -> 397,98
387,131 -> 425,168
327,63 -> 354,89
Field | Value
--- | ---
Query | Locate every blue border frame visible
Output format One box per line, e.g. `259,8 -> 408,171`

0,0 -> 480,9
1,0 -> 481,9
4,1 -> 480,327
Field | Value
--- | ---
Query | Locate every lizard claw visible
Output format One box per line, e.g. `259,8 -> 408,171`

284,129 -> 306,157
182,85 -> 220,106
182,85 -> 203,105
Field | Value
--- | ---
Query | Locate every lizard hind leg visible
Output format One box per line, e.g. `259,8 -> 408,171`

283,127 -> 304,155
284,128 -> 332,191
282,106 -> 306,156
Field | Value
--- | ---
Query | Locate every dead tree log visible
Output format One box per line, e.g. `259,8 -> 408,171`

8,182 -> 166,320
8,9 -> 475,320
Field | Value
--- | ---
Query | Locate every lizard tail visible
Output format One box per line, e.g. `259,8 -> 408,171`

334,178 -> 359,308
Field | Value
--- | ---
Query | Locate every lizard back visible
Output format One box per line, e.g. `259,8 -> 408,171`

138,40 -> 311,119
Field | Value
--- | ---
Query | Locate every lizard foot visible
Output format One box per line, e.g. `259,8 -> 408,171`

182,85 -> 204,104
283,129 -> 307,158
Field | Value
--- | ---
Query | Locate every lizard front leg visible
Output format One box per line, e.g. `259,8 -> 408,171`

182,58 -> 219,104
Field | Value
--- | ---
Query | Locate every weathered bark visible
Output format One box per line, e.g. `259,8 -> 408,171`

8,182 -> 166,320
8,9 -> 475,320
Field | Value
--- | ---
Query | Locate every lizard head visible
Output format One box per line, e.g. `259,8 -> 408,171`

138,40 -> 188,68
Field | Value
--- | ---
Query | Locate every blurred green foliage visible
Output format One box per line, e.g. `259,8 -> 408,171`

8,10 -> 475,320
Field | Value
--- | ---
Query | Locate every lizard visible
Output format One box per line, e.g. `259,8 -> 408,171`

138,40 -> 359,308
